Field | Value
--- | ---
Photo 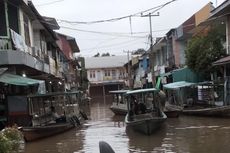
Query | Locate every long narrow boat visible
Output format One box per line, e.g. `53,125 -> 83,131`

21,91 -> 87,141
183,105 -> 230,117
125,88 -> 167,135
163,81 -> 196,118
22,123 -> 74,141
109,90 -> 129,115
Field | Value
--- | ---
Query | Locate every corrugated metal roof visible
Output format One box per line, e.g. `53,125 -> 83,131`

85,56 -> 127,69
211,0 -> 230,17
213,56 -> 230,66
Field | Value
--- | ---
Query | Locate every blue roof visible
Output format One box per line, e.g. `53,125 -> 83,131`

163,81 -> 195,90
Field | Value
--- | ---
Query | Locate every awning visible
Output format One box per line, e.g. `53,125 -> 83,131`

126,88 -> 158,95
0,73 -> 42,86
213,56 -> 230,66
163,81 -> 195,90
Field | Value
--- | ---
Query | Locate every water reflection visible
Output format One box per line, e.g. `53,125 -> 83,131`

126,125 -> 167,153
164,116 -> 230,153
22,97 -> 230,153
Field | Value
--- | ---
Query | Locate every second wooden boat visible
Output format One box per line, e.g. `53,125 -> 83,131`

164,103 -> 183,118
22,123 -> 74,141
109,90 -> 129,115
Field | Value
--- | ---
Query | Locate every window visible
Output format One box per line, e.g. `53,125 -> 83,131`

8,3 -> 19,33
23,14 -> 31,46
90,71 -> 95,78
104,70 -> 110,77
0,1 -> 7,36
112,70 -> 116,76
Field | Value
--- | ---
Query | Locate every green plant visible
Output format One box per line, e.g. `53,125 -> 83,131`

0,133 -> 11,153
0,126 -> 24,153
185,25 -> 226,78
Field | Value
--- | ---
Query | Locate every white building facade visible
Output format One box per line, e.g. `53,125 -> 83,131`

85,56 -> 127,97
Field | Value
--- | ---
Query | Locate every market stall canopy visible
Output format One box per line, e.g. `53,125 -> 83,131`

163,81 -> 195,90
0,73 -> 42,86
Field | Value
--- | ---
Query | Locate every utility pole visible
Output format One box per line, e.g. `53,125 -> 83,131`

141,12 -> 159,88
124,50 -> 132,89
141,12 -> 159,52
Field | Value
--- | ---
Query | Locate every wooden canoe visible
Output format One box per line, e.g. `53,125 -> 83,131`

22,123 -> 74,141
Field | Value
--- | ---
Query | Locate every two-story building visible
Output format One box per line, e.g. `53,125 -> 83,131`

85,56 -> 127,98
0,0 -> 80,128
148,2 -> 213,85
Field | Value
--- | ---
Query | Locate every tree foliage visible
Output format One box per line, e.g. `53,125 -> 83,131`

101,52 -> 110,56
93,52 -> 111,57
133,48 -> 146,55
93,53 -> 100,57
185,26 -> 226,76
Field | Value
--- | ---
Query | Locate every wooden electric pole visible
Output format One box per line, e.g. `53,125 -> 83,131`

124,50 -> 132,89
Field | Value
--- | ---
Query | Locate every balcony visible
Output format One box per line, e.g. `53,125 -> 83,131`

0,37 -> 51,74
103,76 -> 125,82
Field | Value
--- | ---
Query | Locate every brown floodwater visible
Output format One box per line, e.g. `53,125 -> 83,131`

22,97 -> 230,153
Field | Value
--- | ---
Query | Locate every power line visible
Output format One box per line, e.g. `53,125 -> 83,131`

58,25 -> 148,38
35,0 -> 65,7
57,0 -> 177,25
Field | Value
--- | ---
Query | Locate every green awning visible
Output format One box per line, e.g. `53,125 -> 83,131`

0,73 -> 41,86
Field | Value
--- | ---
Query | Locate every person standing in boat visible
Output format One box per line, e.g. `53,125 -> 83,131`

131,95 -> 138,115
128,95 -> 137,120
155,90 -> 166,117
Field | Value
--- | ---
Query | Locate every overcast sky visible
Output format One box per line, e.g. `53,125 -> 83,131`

32,0 -> 225,57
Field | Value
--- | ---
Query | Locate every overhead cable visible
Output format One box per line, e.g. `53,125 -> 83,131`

57,0 -> 177,25
35,0 -> 65,7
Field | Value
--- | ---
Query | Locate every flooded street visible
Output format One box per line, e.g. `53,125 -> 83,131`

23,98 -> 230,153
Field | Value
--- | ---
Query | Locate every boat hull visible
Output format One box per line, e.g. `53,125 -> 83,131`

110,104 -> 127,115
164,110 -> 181,118
164,103 -> 182,118
125,113 -> 167,135
22,123 -> 74,141
183,105 -> 230,117
110,106 -> 128,115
